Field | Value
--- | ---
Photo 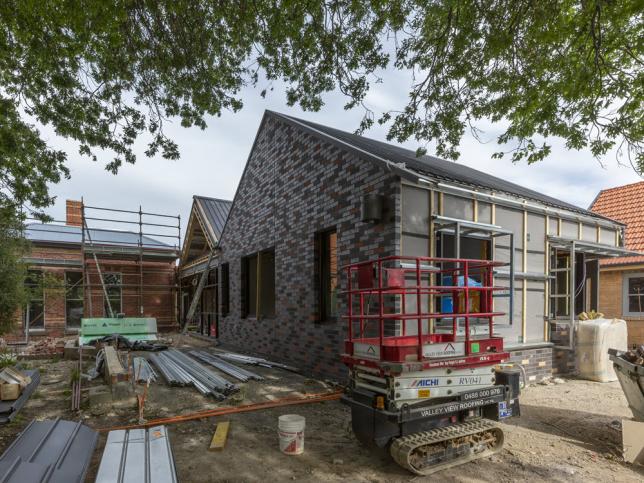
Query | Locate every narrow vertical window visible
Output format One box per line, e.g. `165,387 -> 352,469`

241,250 -> 275,319
65,271 -> 84,329
220,263 -> 230,316
318,229 -> 338,320
626,276 -> 644,315
103,273 -> 122,316
24,270 -> 44,330
259,249 -> 275,318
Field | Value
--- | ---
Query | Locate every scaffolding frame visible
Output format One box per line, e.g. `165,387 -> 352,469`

79,201 -> 181,322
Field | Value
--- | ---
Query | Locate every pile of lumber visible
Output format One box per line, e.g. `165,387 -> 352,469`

0,368 -> 40,423
0,367 -> 31,401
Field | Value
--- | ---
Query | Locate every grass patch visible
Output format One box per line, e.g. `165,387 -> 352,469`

0,347 -> 17,369
7,414 -> 25,427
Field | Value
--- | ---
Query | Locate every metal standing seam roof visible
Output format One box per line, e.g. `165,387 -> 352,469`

0,418 -> 98,483
95,425 -> 178,483
193,196 -> 232,242
270,111 -> 608,219
24,223 -> 173,249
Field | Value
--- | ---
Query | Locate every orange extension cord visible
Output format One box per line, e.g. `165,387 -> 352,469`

98,390 -> 343,432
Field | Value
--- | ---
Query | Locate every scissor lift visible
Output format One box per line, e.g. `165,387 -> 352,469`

340,256 -> 521,475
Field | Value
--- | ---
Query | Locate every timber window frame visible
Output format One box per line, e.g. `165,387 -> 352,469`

549,249 -> 571,319
623,273 -> 644,316
316,228 -> 338,321
241,248 -> 275,319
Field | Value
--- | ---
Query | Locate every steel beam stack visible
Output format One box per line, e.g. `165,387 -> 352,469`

132,357 -> 158,383
217,352 -> 296,372
189,351 -> 264,382
150,350 -> 236,398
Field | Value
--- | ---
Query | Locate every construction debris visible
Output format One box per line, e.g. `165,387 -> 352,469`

209,421 -> 230,451
189,351 -> 264,382
609,348 -> 644,465
149,349 -> 236,399
0,369 -> 40,423
0,418 -> 97,482
132,357 -> 158,383
19,337 -> 67,357
87,334 -> 168,351
96,425 -> 178,483
217,351 -> 298,372
609,348 -> 644,422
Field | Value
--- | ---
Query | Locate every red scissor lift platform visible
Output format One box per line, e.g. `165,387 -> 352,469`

342,256 -> 510,372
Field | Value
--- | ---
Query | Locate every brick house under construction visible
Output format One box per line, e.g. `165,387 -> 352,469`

179,111 -> 638,381
591,181 -> 644,346
10,200 -> 180,342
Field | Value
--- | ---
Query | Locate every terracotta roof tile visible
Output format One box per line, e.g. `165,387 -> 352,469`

591,181 -> 644,264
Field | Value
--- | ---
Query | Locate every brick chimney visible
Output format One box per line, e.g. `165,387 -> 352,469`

66,199 -> 83,227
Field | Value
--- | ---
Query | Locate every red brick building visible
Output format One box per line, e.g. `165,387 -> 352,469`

10,200 -> 179,342
591,181 -> 644,346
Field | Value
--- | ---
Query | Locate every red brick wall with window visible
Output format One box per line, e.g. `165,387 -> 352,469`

6,245 -> 178,342
599,268 -> 644,346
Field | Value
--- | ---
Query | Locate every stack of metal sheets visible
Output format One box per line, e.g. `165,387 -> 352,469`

150,350 -> 236,398
189,351 -> 264,382
217,352 -> 298,372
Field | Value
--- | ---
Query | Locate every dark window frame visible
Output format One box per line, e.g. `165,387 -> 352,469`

24,270 -> 45,330
220,263 -> 230,316
65,271 -> 84,329
241,248 -> 275,319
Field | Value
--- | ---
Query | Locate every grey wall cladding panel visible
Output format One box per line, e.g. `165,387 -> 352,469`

96,425 -> 178,483
402,186 -> 430,235
0,418 -> 98,483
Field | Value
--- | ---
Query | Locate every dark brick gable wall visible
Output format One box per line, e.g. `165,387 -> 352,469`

217,116 -> 401,381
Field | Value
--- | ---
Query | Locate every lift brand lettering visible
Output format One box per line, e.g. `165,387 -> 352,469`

411,378 -> 440,387
458,376 -> 482,385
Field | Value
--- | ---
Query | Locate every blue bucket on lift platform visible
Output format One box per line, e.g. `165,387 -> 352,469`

441,276 -> 482,313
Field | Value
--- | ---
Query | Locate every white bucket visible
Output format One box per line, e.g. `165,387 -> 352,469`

278,414 -> 305,455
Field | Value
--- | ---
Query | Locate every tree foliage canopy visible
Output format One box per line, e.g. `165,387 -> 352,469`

1,1 -> 641,203
0,0 -> 640,333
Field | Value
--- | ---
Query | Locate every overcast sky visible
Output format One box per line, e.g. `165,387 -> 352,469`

39,69 -> 641,244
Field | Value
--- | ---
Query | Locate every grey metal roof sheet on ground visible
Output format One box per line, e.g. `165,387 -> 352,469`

96,425 -> 178,483
0,370 -> 40,424
0,418 -> 98,483
272,111 -> 602,218
194,196 -> 232,241
24,223 -> 173,249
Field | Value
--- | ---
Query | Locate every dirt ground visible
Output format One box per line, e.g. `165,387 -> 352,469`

0,335 -> 642,483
